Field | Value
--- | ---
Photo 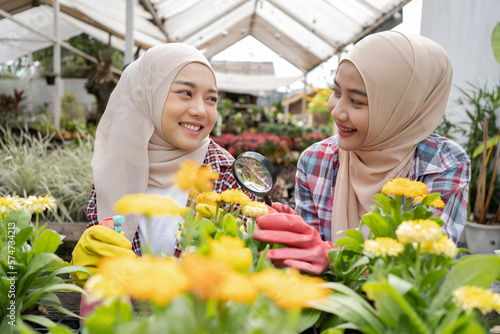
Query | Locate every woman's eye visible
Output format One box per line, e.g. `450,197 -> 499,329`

332,88 -> 341,97
179,90 -> 192,96
207,96 -> 217,103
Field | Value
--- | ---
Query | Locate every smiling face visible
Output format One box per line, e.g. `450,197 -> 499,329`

161,62 -> 218,150
328,60 -> 369,151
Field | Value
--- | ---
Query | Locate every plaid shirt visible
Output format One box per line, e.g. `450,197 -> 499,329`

86,139 -> 256,256
295,133 -> 471,243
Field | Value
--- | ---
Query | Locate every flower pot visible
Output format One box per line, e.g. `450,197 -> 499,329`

464,220 -> 500,254
45,75 -> 56,85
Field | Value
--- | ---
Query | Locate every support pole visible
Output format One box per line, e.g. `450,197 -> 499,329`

125,0 -> 134,66
53,0 -> 61,131
301,74 -> 307,127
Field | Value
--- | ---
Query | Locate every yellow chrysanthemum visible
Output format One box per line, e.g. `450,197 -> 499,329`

220,189 -> 251,206
85,273 -> 128,303
251,268 -> 329,310
381,178 -> 428,198
114,193 -> 187,217
98,255 -> 189,307
419,235 -> 458,258
396,220 -> 443,245
364,237 -> 405,258
413,195 -> 445,209
217,271 -> 258,303
452,285 -> 500,315
0,195 -> 24,215
241,201 -> 269,218
23,195 -> 56,214
195,203 -> 218,218
182,253 -> 234,300
196,191 -> 221,206
175,161 -> 219,197
207,236 -> 253,272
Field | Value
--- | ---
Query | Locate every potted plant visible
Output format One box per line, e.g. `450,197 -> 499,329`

459,23 -> 500,254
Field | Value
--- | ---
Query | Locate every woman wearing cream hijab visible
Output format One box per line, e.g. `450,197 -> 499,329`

253,31 -> 470,275
73,43 -> 255,266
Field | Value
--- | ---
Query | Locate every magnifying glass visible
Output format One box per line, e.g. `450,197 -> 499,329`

232,151 -> 277,206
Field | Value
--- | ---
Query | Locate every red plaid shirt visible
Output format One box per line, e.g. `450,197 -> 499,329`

86,139 -> 256,256
296,134 -> 470,243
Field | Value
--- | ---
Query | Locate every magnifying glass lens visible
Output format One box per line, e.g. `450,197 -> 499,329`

234,157 -> 273,193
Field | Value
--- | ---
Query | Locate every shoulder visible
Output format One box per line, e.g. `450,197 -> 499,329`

299,136 -> 338,166
203,139 -> 235,172
415,134 -> 470,173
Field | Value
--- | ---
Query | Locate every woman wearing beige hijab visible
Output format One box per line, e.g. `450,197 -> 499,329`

253,31 -> 470,275
72,43 -> 255,274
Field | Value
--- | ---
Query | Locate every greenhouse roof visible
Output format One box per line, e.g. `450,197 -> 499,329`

0,0 -> 411,73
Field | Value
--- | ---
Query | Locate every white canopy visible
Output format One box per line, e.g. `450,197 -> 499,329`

0,0 -> 410,74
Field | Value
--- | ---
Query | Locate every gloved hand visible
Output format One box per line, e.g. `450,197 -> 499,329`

269,202 -> 297,215
253,213 -> 334,275
71,225 -> 136,281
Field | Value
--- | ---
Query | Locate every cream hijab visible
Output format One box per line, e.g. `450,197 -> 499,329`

92,43 -> 214,241
331,31 -> 453,241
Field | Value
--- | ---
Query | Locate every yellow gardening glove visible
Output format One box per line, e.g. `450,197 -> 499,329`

70,225 -> 136,282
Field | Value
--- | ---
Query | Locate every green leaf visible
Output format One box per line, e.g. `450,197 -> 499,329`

361,213 -> 393,238
342,229 -> 364,244
15,226 -> 33,249
362,281 -> 427,333
492,22 -> 500,65
17,253 -> 59,296
22,314 -> 58,329
5,209 -> 31,230
85,299 -> 133,333
222,214 -> 238,237
472,134 -> 500,159
294,308 -> 322,333
33,229 -> 62,255
430,254 -> 500,313
308,282 -> 385,334
420,193 -> 441,206
22,283 -> 85,311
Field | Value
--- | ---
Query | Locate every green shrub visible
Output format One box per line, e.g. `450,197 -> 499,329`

0,127 -> 94,222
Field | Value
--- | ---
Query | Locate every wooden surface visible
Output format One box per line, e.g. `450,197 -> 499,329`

46,222 -> 87,242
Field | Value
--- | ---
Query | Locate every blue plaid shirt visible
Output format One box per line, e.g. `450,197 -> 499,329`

295,134 -> 471,243
87,139 -> 256,256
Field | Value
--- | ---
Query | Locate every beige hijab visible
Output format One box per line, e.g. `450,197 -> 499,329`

92,43 -> 214,241
331,31 -> 453,241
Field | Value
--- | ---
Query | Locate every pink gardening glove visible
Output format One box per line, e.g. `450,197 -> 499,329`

253,211 -> 334,275
270,202 -> 297,215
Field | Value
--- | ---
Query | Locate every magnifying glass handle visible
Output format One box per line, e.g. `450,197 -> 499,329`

264,195 -> 272,206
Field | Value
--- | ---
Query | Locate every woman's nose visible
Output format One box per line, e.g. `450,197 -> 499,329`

329,96 -> 348,122
188,98 -> 207,117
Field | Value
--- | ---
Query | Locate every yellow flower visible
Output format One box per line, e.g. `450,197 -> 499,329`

217,271 -> 258,303
195,203 -> 218,218
220,189 -> 251,206
182,253 -> 233,300
364,237 -> 405,258
176,161 -> 219,197
241,201 -> 269,217
196,191 -> 221,206
396,220 -> 443,245
85,273 -> 128,303
381,178 -> 428,198
207,236 -> 253,272
420,235 -> 458,258
452,285 -> 500,315
114,193 -> 187,217
98,255 -> 189,307
23,195 -> 56,214
413,195 -> 445,209
251,268 -> 329,310
0,195 -> 24,215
